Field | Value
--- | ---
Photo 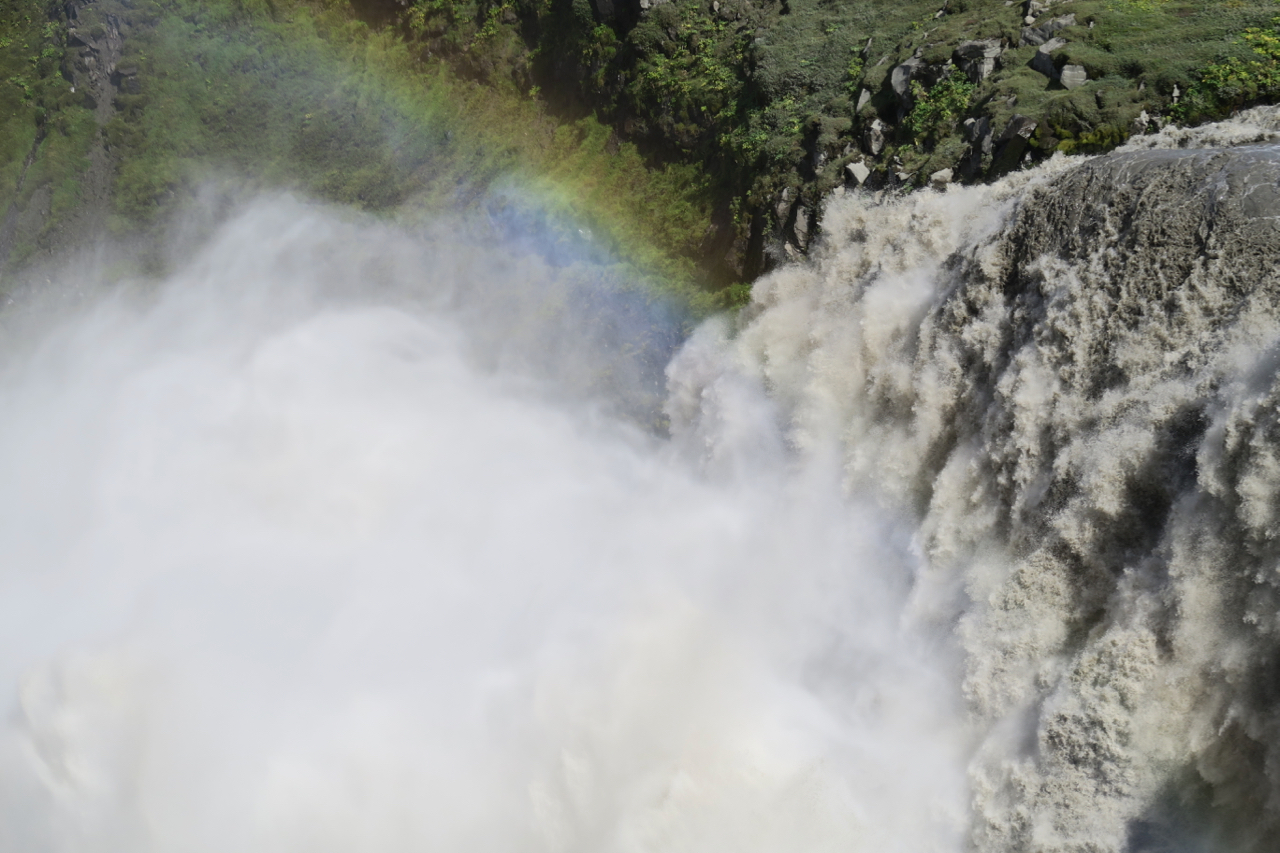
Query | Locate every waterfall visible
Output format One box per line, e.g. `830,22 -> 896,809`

3,107 -> 1280,853
694,105 -> 1280,851
0,198 -> 968,853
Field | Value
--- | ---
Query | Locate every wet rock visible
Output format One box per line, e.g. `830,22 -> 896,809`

930,167 -> 953,189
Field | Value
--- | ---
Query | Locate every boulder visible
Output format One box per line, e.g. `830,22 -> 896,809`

846,161 -> 871,186
890,56 -> 927,104
1020,13 -> 1076,47
999,114 -> 1039,143
955,39 -> 1003,84
775,187 -> 793,222
864,118 -> 887,156
989,114 -> 1039,177
960,116 -> 994,179
1130,109 -> 1150,136
1059,64 -> 1088,89
1030,37 -> 1067,80
963,116 -> 993,154
930,168 -> 954,190
1024,0 -> 1068,17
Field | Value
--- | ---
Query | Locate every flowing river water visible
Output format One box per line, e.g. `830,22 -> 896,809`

3,108 -> 1280,853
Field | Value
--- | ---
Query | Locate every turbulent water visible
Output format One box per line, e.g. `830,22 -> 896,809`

4,109 -> 1280,853
715,107 -> 1280,852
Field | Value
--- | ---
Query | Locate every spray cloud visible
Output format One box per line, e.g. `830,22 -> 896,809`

0,196 -> 970,853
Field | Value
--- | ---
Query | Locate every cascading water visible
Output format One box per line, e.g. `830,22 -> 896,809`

3,107 -> 1280,853
711,106 -> 1280,852
0,200 -> 969,853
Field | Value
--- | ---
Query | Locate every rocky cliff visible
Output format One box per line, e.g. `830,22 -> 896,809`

375,0 -> 1280,284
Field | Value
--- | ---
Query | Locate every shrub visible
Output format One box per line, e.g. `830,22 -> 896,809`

906,74 -> 975,144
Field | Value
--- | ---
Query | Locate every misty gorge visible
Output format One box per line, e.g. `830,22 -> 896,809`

3,1 -> 1280,852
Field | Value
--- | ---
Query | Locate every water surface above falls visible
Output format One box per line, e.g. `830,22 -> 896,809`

4,109 -> 1280,853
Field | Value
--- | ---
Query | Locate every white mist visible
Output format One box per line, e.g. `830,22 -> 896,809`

0,198 -> 969,853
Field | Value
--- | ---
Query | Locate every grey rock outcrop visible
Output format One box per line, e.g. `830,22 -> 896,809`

774,187 -> 793,222
890,56 -> 927,108
1023,0 -> 1068,17
1059,63 -> 1087,89
960,115 -> 994,179
863,118 -> 887,156
791,204 -> 810,249
989,114 -> 1038,176
954,38 -> 1003,84
1019,13 -> 1076,46
963,115 -> 993,152
1029,37 -> 1067,80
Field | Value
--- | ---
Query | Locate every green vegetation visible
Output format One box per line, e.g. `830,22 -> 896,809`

1174,17 -> 1280,122
386,0 -> 1280,277
7,0 -> 1280,303
0,1 -> 96,267
1,0 -> 725,314
907,74 -> 975,144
